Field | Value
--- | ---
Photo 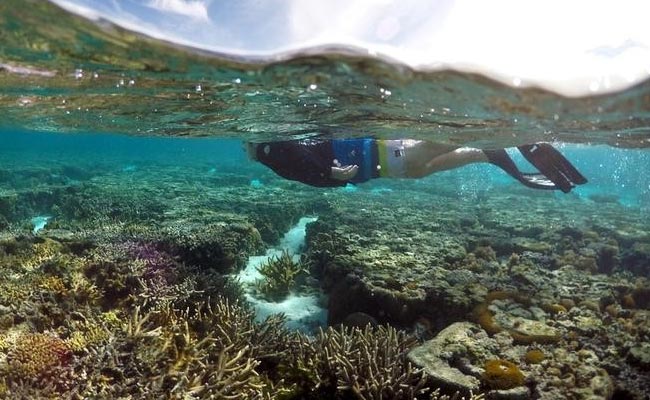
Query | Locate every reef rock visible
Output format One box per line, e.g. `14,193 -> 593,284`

627,343 -> 650,370
408,322 -> 486,395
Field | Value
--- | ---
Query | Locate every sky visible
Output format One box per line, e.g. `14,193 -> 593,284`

50,0 -> 650,97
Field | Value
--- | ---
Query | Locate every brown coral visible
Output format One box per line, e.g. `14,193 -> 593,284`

3,332 -> 73,392
524,349 -> 546,364
481,359 -> 524,390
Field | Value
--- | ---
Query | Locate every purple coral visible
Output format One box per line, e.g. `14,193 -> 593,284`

121,241 -> 178,284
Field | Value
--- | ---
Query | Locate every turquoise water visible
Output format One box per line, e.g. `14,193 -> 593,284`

2,129 -> 649,207
1,2 -> 650,400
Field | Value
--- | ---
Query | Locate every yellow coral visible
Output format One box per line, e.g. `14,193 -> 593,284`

39,276 -> 69,296
21,239 -> 63,270
70,271 -> 101,304
65,331 -> 87,352
524,349 -> 546,364
84,323 -> 111,346
482,359 -> 525,390
5,333 -> 72,381
100,311 -> 122,328
255,249 -> 305,300
65,318 -> 111,352
0,280 -> 32,305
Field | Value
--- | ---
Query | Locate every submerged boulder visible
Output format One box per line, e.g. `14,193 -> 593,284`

408,322 -> 488,395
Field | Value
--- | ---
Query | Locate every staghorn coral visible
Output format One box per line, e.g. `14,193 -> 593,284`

68,270 -> 102,305
83,240 -> 245,313
0,276 -> 33,306
294,324 -> 429,400
256,249 -> 306,301
1,332 -> 74,393
185,298 -> 297,363
37,275 -> 69,297
64,313 -> 113,352
121,240 -> 177,283
0,237 -> 64,274
19,238 -> 63,271
83,247 -> 142,309
69,299 -> 296,399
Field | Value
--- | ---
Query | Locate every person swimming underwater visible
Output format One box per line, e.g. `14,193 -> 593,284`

246,138 -> 587,193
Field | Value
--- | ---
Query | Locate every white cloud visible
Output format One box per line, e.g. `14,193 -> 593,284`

51,0 -> 650,96
147,0 -> 209,21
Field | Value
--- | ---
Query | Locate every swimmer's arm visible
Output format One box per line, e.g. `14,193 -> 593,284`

331,165 -> 359,180
293,143 -> 359,181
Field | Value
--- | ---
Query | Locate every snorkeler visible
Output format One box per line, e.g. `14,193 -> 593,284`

246,138 -> 587,193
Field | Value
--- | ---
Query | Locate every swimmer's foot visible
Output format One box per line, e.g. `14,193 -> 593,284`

517,143 -> 587,193
484,145 -> 586,193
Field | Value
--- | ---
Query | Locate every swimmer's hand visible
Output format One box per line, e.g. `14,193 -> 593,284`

331,165 -> 359,181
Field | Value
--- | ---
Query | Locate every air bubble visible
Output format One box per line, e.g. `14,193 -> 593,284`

379,88 -> 392,98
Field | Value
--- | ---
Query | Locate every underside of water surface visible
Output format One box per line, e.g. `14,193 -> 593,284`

0,0 -> 649,148
0,1 -> 650,400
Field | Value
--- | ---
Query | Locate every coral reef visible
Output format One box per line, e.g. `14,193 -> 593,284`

0,142 -> 648,399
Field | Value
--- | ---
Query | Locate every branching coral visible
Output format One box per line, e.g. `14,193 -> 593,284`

2,332 -> 73,391
294,325 -> 429,400
67,298 -> 295,398
83,246 -> 141,309
0,277 -> 33,306
256,249 -> 306,300
0,237 -> 62,273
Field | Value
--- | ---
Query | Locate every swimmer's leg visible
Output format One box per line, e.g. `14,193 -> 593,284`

414,147 -> 487,177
